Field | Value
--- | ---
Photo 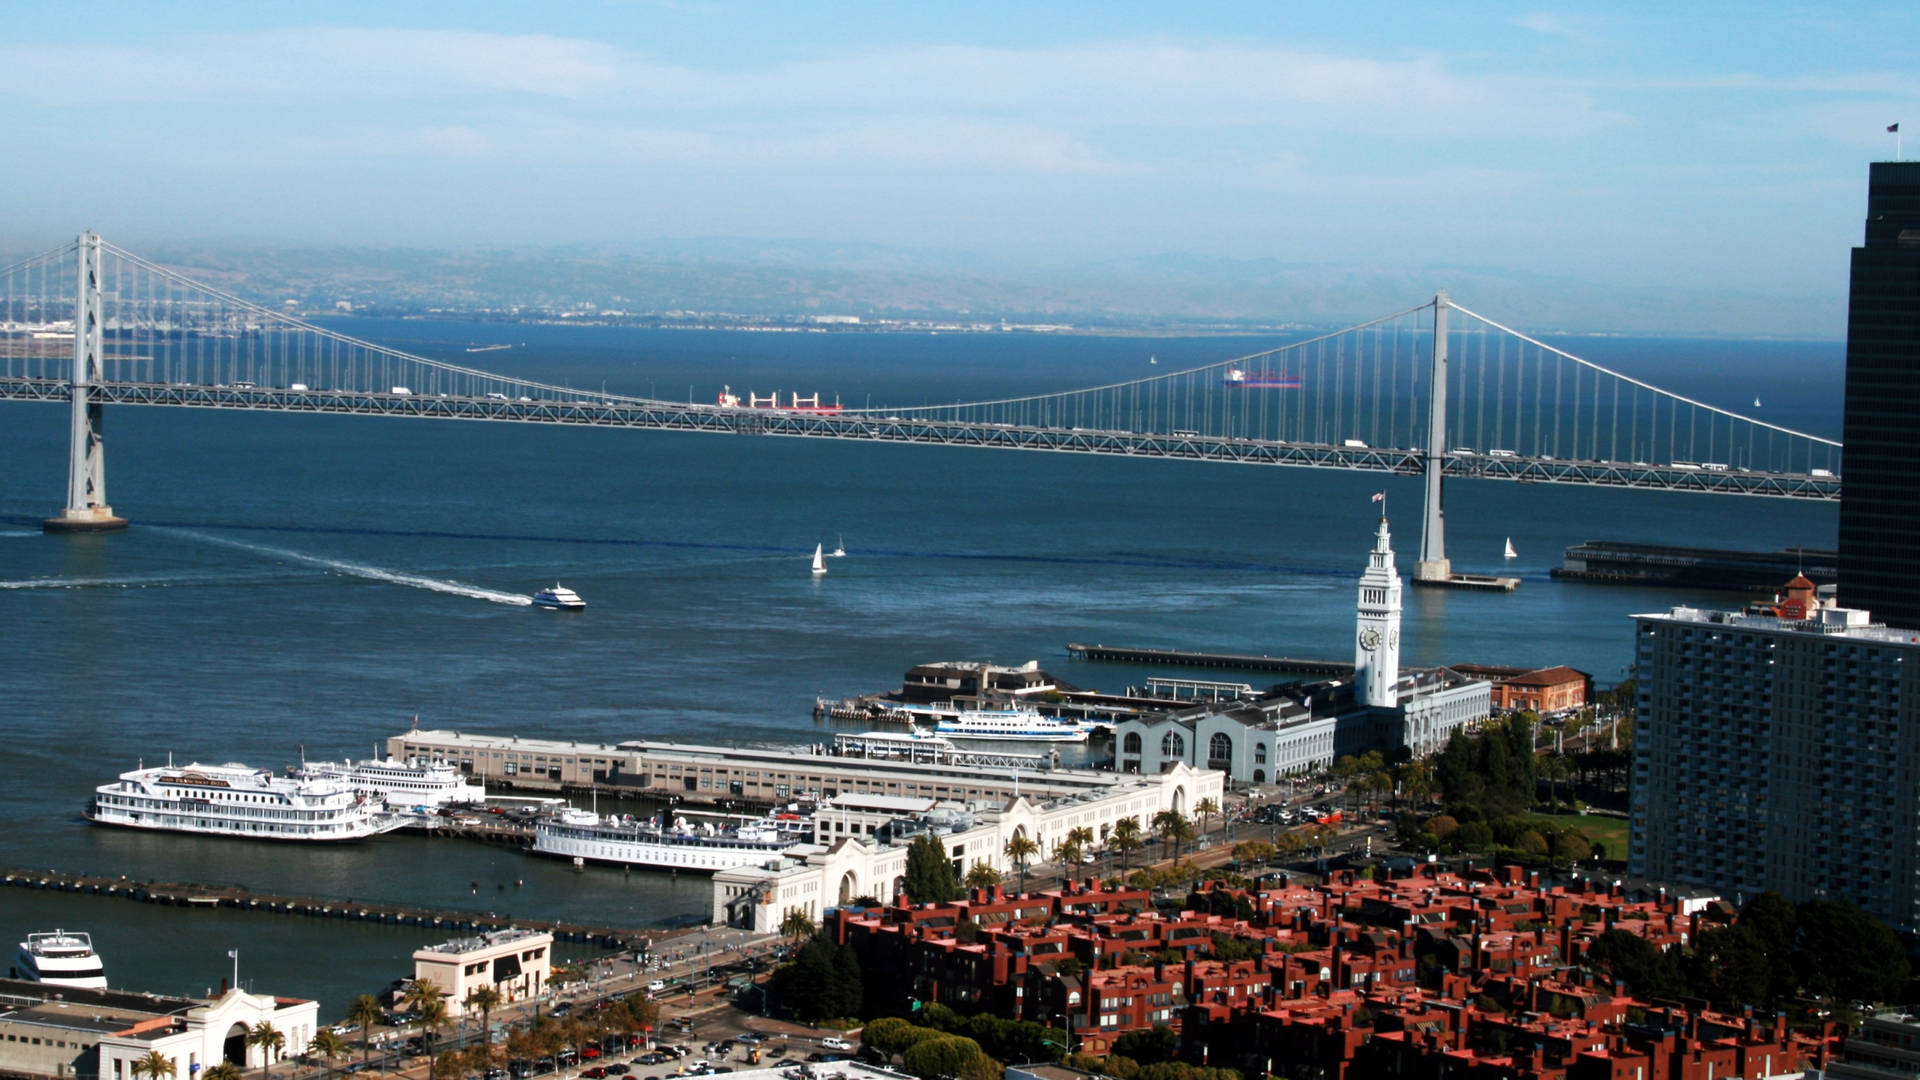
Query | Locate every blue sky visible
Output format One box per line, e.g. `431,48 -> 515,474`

4,2 -> 1914,333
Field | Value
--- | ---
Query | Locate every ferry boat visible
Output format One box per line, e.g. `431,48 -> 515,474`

87,762 -> 404,842
11,931 -> 107,990
532,584 -> 586,610
1222,367 -> 1302,389
932,708 -> 1092,743
291,756 -> 486,810
530,808 -> 816,873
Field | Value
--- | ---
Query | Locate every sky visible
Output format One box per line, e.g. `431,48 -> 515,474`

3,1 -> 1915,334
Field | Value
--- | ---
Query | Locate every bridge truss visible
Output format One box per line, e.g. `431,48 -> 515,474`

1,234 -> 1843,538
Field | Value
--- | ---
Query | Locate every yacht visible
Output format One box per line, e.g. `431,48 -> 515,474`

532,584 -> 586,610
530,808 -> 816,873
932,707 -> 1092,743
11,931 -> 107,990
291,756 -> 486,810
87,762 -> 405,842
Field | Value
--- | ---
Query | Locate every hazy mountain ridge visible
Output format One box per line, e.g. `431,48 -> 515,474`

21,240 -> 1845,339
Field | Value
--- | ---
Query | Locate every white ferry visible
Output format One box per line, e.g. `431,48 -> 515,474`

530,808 -> 815,873
11,931 -> 107,990
532,584 -> 586,610
87,762 -> 405,842
932,707 -> 1092,743
291,756 -> 486,810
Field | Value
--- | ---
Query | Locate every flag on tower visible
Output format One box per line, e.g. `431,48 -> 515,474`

1891,123 -> 1901,133
1370,492 -> 1384,503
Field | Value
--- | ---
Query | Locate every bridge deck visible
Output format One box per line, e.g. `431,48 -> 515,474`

0,377 -> 1842,500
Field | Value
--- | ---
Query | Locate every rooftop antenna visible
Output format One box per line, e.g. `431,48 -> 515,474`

1892,122 -> 1903,162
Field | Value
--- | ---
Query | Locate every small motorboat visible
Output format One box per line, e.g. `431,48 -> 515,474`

533,584 -> 586,610
830,534 -> 846,558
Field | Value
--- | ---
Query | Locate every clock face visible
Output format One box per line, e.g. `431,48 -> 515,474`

1359,628 -> 1381,650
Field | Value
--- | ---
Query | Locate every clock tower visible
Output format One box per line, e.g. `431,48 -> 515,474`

1355,513 -> 1403,709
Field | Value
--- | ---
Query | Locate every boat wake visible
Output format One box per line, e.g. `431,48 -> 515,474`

162,529 -> 534,606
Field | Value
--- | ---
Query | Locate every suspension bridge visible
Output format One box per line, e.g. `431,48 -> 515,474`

1,234 -> 1841,584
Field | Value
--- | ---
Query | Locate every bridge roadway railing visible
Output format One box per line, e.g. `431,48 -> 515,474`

0,376 -> 1840,500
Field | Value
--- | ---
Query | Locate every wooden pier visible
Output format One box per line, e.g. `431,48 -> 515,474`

1065,642 -> 1353,677
0,866 -> 651,949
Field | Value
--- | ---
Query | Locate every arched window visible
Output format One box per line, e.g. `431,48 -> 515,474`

1253,769 -> 1266,783
1122,732 -> 1142,754
1208,732 -> 1232,764
1161,731 -> 1185,758
1254,743 -> 1268,764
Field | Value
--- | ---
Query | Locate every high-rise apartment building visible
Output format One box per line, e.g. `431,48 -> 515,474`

1838,161 -> 1920,630
1629,578 -> 1920,931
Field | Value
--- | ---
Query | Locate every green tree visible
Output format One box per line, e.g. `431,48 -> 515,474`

1794,898 -> 1909,1005
131,1051 -> 177,1080
769,937 -> 862,1022
902,1035 -> 990,1080
245,1022 -> 284,1080
780,906 -> 818,942
201,1064 -> 243,1080
1150,810 -> 1193,860
903,833 -> 959,904
1004,833 -> 1041,896
1112,1025 -> 1177,1066
1586,928 -> 1683,1000
346,994 -> 383,1064
1686,924 -> 1775,1009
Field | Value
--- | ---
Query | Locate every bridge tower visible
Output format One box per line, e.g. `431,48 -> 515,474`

44,232 -> 127,533
1412,291 -> 1448,582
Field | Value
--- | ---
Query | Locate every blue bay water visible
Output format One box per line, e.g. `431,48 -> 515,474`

0,322 -> 1841,1015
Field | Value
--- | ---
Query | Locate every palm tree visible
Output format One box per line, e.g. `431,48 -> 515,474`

963,861 -> 1002,890
307,1030 -> 349,1074
345,994 -> 382,1065
1193,798 -> 1220,844
779,907 -> 816,943
202,1064 -> 243,1080
1050,839 -> 1080,880
131,1050 -> 177,1080
1066,826 -> 1095,857
1151,810 -> 1193,860
416,996 -> 451,1080
245,1021 -> 284,1080
464,985 -> 503,1045
1109,816 -> 1144,870
1003,833 -> 1041,896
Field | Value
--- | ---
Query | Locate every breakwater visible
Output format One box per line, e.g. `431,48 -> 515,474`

1,866 -> 652,949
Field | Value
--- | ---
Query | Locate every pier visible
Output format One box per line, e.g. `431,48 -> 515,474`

1065,642 -> 1353,677
1,866 -> 649,949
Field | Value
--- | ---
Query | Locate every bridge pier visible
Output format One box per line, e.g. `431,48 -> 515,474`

1413,291 -> 1449,583
44,232 -> 125,534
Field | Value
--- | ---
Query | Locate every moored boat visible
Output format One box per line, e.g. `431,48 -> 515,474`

87,761 -> 404,842
11,930 -> 107,990
292,756 -> 486,810
932,707 -> 1092,742
529,808 -> 816,873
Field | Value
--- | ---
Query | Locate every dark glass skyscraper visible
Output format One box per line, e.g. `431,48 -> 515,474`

1838,162 -> 1920,629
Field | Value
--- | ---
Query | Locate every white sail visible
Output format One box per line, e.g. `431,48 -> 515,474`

811,543 -> 827,575
1503,538 -> 1517,559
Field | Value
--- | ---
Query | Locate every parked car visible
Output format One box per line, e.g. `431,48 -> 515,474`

581,1068 -> 607,1078
605,1065 -> 631,1075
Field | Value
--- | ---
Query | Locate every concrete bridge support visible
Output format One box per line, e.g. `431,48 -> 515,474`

44,232 -> 126,533
1413,292 -> 1449,583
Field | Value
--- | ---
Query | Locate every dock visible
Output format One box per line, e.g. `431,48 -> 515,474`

1065,643 -> 1352,677
1,866 -> 650,949
1410,572 -> 1520,592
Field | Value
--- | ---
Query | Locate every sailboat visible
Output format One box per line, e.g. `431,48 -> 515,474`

1503,538 -> 1518,560
1753,395 -> 1762,408
830,534 -> 846,558
811,543 -> 828,576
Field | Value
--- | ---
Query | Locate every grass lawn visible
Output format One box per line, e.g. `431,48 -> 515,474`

1530,812 -> 1629,859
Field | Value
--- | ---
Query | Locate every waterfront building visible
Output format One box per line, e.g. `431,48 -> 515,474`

1112,517 -> 1489,783
387,729 -> 1138,807
709,763 -> 1222,932
1629,579 -> 1920,930
1448,663 -> 1593,714
411,928 -> 552,1008
1839,161 -> 1920,630
0,978 -> 317,1080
